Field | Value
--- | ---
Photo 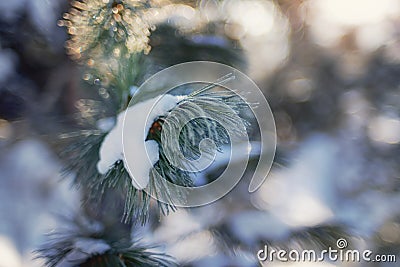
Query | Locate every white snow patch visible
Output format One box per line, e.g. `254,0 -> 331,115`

153,209 -> 202,242
229,211 -> 291,245
0,139 -> 80,255
166,230 -> 215,262
0,236 -> 22,267
97,94 -> 181,189
256,134 -> 336,227
74,238 -> 111,255
96,117 -> 116,133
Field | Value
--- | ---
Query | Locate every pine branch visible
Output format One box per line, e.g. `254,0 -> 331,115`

36,214 -> 177,267
57,0 -> 252,227
159,86 -> 250,174
60,0 -> 154,62
60,77 -> 252,224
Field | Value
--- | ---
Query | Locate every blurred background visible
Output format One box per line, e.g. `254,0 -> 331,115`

0,0 -> 400,266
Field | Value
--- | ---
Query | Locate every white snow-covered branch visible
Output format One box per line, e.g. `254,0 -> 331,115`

97,94 -> 181,189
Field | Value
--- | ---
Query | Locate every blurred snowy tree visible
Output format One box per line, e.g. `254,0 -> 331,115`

0,0 -> 399,267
